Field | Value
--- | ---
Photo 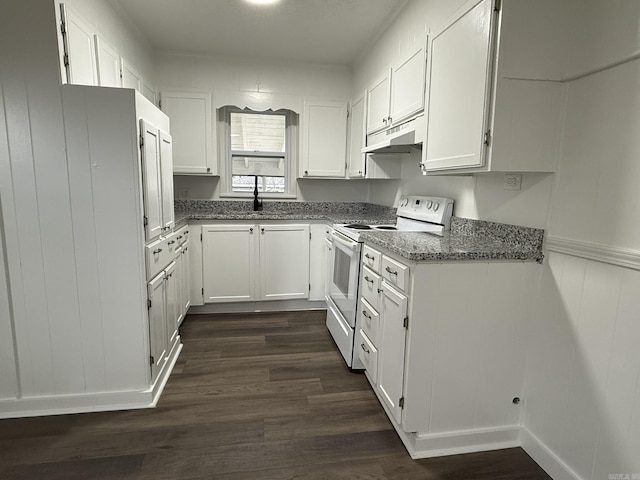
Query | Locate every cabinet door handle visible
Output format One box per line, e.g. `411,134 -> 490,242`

168,241 -> 175,245
385,266 -> 398,275
176,236 -> 183,240
185,231 -> 189,234
364,253 -> 373,260
377,288 -> 383,294
364,276 -> 374,284
153,248 -> 162,254
388,116 -> 392,123
363,311 -> 371,320
361,343 -> 370,354
261,228 -> 265,234
382,118 -> 387,124
250,228 -> 254,234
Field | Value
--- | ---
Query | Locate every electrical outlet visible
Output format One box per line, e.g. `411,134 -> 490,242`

503,174 -> 522,191
178,188 -> 190,199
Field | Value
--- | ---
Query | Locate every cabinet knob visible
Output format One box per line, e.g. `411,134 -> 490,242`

359,170 -> 362,174
249,228 -> 254,234
304,170 -> 308,175
261,228 -> 265,234
206,167 -> 211,172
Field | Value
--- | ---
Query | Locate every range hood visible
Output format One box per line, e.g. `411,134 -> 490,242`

363,115 -> 425,154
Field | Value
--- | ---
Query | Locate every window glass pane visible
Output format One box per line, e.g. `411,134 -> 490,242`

231,176 -> 285,194
230,112 -> 286,153
231,156 -> 285,176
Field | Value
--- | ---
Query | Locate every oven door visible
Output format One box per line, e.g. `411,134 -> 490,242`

327,231 -> 361,327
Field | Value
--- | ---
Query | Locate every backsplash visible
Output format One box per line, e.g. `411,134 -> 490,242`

174,199 -> 396,216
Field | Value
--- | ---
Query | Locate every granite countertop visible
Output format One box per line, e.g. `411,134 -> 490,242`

174,200 -> 544,264
174,200 -> 397,226
360,217 -> 544,263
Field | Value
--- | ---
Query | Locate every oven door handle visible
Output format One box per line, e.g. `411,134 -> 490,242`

331,231 -> 359,251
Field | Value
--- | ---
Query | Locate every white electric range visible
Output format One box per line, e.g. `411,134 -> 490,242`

326,195 -> 454,368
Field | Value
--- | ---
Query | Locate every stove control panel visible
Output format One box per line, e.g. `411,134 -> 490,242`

397,195 -> 454,228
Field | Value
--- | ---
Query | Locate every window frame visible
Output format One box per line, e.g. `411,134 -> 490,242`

220,106 -> 297,199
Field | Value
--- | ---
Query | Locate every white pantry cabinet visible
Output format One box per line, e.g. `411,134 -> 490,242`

59,85 -> 180,412
160,91 -> 215,175
202,223 -> 310,303
423,0 -> 564,173
300,99 -> 348,178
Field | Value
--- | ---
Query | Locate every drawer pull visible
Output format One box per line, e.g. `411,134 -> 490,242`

364,276 -> 374,284
176,236 -> 183,240
377,288 -> 383,294
361,343 -> 370,354
168,241 -> 175,245
153,248 -> 162,254
364,253 -> 373,260
385,266 -> 398,275
363,311 -> 371,320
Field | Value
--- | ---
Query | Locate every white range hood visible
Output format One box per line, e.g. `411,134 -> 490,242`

363,115 -> 425,154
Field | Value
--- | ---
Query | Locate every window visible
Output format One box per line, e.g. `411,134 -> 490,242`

222,107 -> 296,197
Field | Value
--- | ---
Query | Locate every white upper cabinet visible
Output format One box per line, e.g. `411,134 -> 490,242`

390,46 -> 426,127
121,58 -> 143,92
424,0 -> 494,172
366,71 -> 392,135
140,121 -> 163,241
160,91 -> 215,175
347,91 -> 367,178
94,35 -> 121,88
422,0 -> 564,173
300,99 -> 348,178
60,4 -> 97,86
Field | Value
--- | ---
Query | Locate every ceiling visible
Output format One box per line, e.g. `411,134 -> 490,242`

111,0 -> 409,66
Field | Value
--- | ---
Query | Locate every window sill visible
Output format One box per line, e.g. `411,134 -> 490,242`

220,192 -> 297,200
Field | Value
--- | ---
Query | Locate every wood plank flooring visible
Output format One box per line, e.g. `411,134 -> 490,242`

0,311 -> 551,479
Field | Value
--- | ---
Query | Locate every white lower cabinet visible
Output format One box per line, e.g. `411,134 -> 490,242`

358,243 -> 540,457
202,223 -> 310,303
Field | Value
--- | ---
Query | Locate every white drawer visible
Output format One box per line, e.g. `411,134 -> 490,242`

359,298 -> 380,347
361,265 -> 381,311
145,237 -> 171,280
381,255 -> 409,292
175,225 -> 189,246
362,245 -> 381,273
358,329 -> 378,383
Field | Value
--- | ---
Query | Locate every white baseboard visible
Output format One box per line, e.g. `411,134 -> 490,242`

188,300 -> 327,314
0,341 -> 183,419
520,428 -> 583,480
409,426 -> 521,458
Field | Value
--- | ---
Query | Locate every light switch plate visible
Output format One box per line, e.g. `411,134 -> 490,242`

503,174 -> 522,191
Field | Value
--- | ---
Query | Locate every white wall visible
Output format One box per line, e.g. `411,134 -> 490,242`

156,52 -> 370,202
55,0 -> 155,85
522,1 -> 640,478
354,0 -> 553,228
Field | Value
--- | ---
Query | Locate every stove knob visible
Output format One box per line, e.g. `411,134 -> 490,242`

400,198 -> 409,207
426,200 -> 433,210
432,202 -> 440,211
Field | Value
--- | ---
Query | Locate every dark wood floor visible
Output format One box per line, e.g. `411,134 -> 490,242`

0,311 -> 551,480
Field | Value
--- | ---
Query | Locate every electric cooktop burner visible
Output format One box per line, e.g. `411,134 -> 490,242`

344,224 -> 372,230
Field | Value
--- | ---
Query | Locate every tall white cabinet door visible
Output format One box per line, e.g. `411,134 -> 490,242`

259,225 -> 310,301
94,36 -> 121,88
390,47 -> 426,125
148,272 -> 168,384
181,243 -> 191,317
60,4 -> 97,86
202,225 -> 256,303
160,91 -> 214,175
121,58 -> 143,92
377,281 -> 407,424
164,261 -> 179,349
301,100 -> 347,178
159,131 -> 175,231
366,70 -> 391,134
347,92 -> 367,178
140,121 -> 163,240
424,0 -> 495,171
